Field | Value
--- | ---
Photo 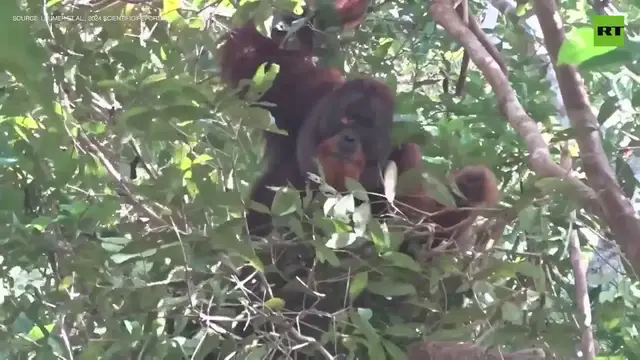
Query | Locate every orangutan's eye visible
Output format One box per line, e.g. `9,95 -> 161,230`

345,106 -> 373,127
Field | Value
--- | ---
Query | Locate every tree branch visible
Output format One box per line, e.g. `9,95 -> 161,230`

569,227 -> 597,359
562,151 -> 597,359
533,0 -> 640,276
428,0 -> 640,276
427,2 -> 594,199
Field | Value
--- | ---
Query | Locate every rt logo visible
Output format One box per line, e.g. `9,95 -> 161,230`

594,15 -> 625,47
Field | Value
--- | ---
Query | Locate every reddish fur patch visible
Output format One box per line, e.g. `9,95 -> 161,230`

219,23 -> 346,136
334,0 -> 368,30
450,166 -> 500,207
317,136 -> 365,191
393,143 -> 422,171
217,19 -> 394,238
390,143 -> 500,235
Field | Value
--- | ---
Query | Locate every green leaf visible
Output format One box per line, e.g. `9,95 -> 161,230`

326,232 -> 359,249
375,39 -> 395,58
382,324 -> 421,339
329,193 -> 356,219
353,202 -> 371,235
26,323 -> 56,341
245,63 -> 280,102
367,280 -> 416,297
441,306 -> 486,324
158,104 -> 212,121
26,216 -> 54,232
12,313 -> 34,335
345,177 -> 369,202
383,339 -> 408,360
369,344 -> 388,360
512,261 -> 545,279
264,297 -> 285,312
58,276 -> 73,291
99,237 -> 131,253
382,252 -> 421,272
141,72 -> 168,85
246,346 -> 269,360
557,27 -> 616,65
597,96 -> 619,125
313,243 -> 340,266
162,0 -> 183,22
120,106 -> 155,131
349,309 -> 381,348
59,201 -> 89,217
349,271 -> 369,299
271,188 -> 301,216
578,47 -> 633,72
517,205 -> 541,232
424,173 -> 457,209
501,301 -> 523,325
96,79 -> 136,92
395,167 -> 422,196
